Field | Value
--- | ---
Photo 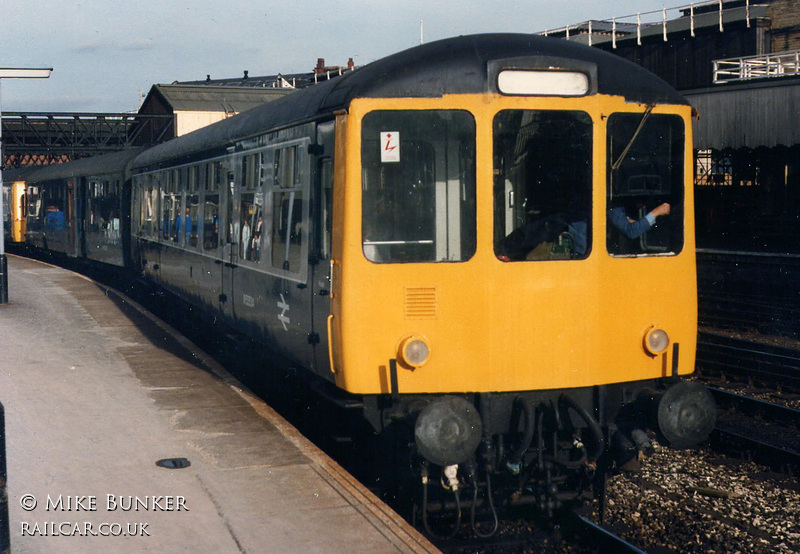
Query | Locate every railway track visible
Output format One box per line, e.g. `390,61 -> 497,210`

696,331 -> 800,389
697,250 -> 800,339
708,387 -> 800,475
567,513 -> 647,553
433,511 -> 647,553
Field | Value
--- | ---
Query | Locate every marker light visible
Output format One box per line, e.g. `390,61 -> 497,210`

398,336 -> 430,369
644,328 -> 670,356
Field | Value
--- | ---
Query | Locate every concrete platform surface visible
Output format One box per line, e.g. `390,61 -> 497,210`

0,255 -> 438,553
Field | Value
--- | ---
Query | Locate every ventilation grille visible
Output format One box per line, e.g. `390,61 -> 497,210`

404,287 -> 437,319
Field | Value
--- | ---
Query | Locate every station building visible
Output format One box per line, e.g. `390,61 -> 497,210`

135,59 -> 357,143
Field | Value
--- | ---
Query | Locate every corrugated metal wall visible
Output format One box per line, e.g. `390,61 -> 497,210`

686,79 -> 800,149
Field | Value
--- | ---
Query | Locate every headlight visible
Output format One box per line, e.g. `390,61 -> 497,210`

644,327 -> 670,356
398,336 -> 430,368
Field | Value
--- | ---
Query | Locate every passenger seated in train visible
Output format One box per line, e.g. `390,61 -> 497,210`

45,205 -> 65,230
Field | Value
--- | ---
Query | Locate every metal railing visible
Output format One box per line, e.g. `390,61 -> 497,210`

714,50 -> 800,83
541,0 -> 757,48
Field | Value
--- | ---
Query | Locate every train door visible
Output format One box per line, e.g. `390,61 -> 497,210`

310,121 -> 335,376
265,136 -> 315,369
219,166 -> 238,318
231,152 -> 265,320
193,162 -> 222,311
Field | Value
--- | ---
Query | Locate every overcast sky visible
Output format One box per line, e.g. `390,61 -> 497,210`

1,0 -> 677,113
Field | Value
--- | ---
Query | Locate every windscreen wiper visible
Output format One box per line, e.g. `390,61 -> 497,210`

611,104 -> 655,171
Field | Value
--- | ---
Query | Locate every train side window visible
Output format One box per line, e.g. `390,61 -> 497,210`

26,186 -> 42,232
237,154 -> 264,262
108,180 -> 121,242
186,194 -> 199,247
275,146 -> 299,189
240,192 -> 263,262
269,142 -> 308,273
225,171 -> 236,246
142,180 -> 157,237
87,179 -> 120,242
606,113 -> 684,256
320,158 -> 334,260
26,186 -> 41,219
202,163 -> 220,251
493,110 -> 593,261
361,110 -> 476,263
203,194 -> 219,250
271,191 -> 302,270
162,191 -> 176,242
87,180 -> 100,232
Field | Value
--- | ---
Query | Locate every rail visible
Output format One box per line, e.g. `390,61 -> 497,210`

708,388 -> 800,474
697,251 -> 800,339
568,512 -> 647,553
696,331 -> 800,389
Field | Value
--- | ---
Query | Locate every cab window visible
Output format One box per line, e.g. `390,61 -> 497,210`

493,110 -> 592,261
606,112 -> 684,256
361,110 -> 476,263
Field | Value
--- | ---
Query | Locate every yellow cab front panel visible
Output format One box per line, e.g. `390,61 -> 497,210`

330,93 -> 696,395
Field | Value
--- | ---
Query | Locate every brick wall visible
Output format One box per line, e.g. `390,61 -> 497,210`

766,0 -> 800,52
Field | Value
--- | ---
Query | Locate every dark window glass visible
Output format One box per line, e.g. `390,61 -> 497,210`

361,110 -> 476,263
493,110 -> 592,261
271,191 -> 303,271
186,194 -> 199,247
203,194 -> 219,250
162,193 -> 177,241
607,112 -> 684,256
320,158 -> 334,260
240,192 -> 263,262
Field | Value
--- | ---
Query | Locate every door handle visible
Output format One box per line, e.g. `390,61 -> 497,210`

327,314 -> 336,374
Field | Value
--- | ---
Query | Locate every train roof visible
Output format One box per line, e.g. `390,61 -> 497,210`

134,33 -> 687,171
1,166 -> 36,183
26,148 -> 143,184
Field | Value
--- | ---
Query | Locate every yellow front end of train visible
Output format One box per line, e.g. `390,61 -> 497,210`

329,92 -> 696,396
10,180 -> 27,243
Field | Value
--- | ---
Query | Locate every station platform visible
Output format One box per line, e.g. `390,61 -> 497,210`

0,255 -> 438,553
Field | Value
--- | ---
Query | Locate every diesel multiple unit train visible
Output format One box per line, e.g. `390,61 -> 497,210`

4,34 -> 716,534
